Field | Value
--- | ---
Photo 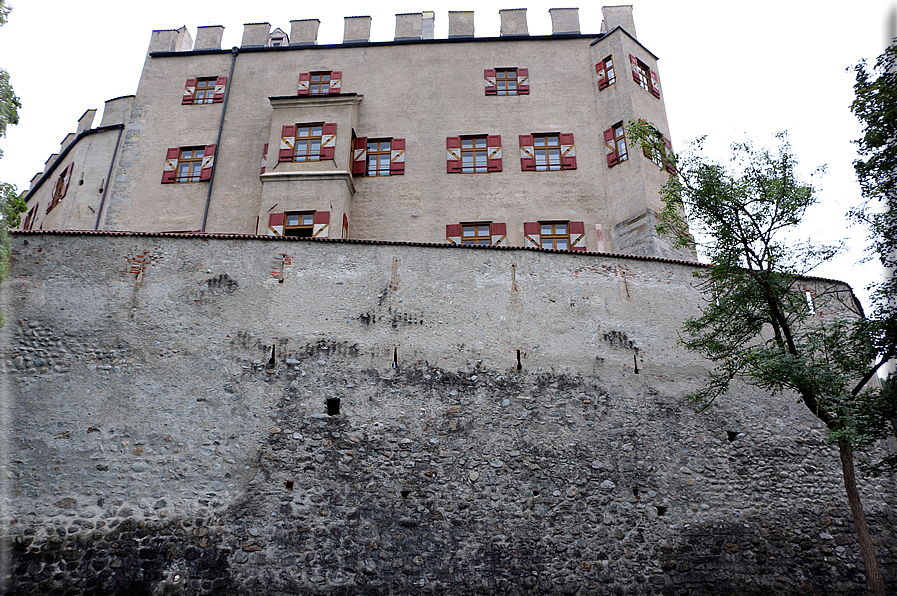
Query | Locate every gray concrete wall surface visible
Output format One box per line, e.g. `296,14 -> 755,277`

1,232 -> 895,595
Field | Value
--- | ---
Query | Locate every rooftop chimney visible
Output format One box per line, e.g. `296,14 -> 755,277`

290,19 -> 319,45
241,22 -> 270,47
344,16 -> 372,43
148,27 -> 192,53
395,13 -> 422,41
422,11 -> 435,39
499,9 -> 528,36
601,5 -> 637,38
448,11 -> 475,38
195,26 -> 224,50
76,110 -> 96,134
549,8 -> 580,34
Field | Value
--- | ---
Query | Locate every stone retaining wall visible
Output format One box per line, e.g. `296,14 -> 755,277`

1,232 -> 894,594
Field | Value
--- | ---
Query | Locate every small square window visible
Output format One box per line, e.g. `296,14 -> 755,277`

294,125 -> 324,162
533,134 -> 562,171
461,136 -> 488,173
597,56 -> 616,89
299,71 -> 341,95
175,148 -> 204,183
366,140 -> 392,176
193,78 -> 216,104
540,222 -> 569,250
485,68 -> 529,96
614,124 -> 628,162
284,212 -> 315,237
462,223 -> 492,245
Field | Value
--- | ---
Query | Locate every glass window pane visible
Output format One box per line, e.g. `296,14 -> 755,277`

462,139 -> 473,149
475,138 -> 486,148
475,153 -> 486,167
463,226 -> 475,236
508,81 -> 517,90
556,238 -> 568,250
556,224 -> 567,235
541,224 -> 552,235
478,225 -> 490,236
302,214 -> 314,225
312,126 -> 323,136
541,239 -> 552,249
462,154 -> 474,167
286,215 -> 299,226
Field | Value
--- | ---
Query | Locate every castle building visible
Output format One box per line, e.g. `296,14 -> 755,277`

16,6 -> 692,261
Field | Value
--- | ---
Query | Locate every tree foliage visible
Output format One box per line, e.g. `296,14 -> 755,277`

627,121 -> 894,596
0,0 -> 22,329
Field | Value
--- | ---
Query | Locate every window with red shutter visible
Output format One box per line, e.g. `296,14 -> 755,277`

446,222 -> 508,246
446,137 -> 462,173
485,68 -> 528,96
281,124 -> 337,162
352,137 -> 368,175
199,145 -> 216,181
629,55 -> 658,97
604,123 -> 628,167
519,135 -> 536,171
596,56 -> 616,90
521,134 -> 575,171
298,71 -> 341,96
213,76 -> 228,103
260,143 -> 269,175
524,221 -> 586,250
47,162 -> 74,212
184,77 -> 225,105
162,147 -> 215,184
487,135 -> 502,172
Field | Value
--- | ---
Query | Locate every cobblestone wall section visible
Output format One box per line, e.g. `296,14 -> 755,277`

1,233 -> 893,595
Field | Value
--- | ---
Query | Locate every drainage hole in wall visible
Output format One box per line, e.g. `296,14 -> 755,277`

532,490 -> 540,496
726,430 -> 739,442
392,347 -> 398,369
285,480 -> 294,490
633,354 -> 639,374
516,349 -> 522,371
400,489 -> 411,498
656,505 -> 668,516
632,487 -> 639,498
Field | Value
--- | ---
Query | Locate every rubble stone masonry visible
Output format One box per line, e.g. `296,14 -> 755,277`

1,232 -> 895,595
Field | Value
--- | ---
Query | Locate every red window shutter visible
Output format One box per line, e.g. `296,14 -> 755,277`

213,76 -> 227,103
329,71 -> 342,94
490,222 -> 508,246
199,144 -> 216,181
630,55 -> 640,83
59,162 -> 74,199
312,210 -> 330,238
320,123 -> 337,160
279,125 -> 297,162
267,212 -> 284,236
446,137 -> 462,173
260,143 -> 269,175
559,133 -> 576,170
487,135 -> 502,172
664,137 -> 676,173
162,147 -> 180,183
390,138 -> 406,175
569,221 -> 586,251
182,78 -> 196,105
352,137 -> 368,175
446,224 -> 463,244
297,72 -> 311,95
516,68 -> 529,95
596,62 -> 609,90
342,213 -> 349,239
603,128 -> 618,167
650,70 -> 660,98
523,222 -> 541,247
484,69 -> 497,96
642,143 -> 652,159
519,134 -> 535,171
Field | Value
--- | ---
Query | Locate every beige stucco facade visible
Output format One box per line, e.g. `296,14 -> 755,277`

19,6 -> 693,261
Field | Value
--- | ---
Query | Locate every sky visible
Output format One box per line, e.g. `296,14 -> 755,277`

0,0 -> 893,309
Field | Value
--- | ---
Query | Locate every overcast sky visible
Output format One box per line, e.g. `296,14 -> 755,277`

0,1 -> 893,309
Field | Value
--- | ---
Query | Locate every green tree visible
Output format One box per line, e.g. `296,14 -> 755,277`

628,121 -> 894,596
0,0 -> 23,328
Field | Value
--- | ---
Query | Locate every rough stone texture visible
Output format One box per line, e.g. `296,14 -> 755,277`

2,232 -> 895,595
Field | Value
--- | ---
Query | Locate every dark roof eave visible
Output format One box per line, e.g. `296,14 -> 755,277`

149,32 -> 605,58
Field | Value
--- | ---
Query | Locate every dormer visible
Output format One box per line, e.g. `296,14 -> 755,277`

268,28 -> 288,47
